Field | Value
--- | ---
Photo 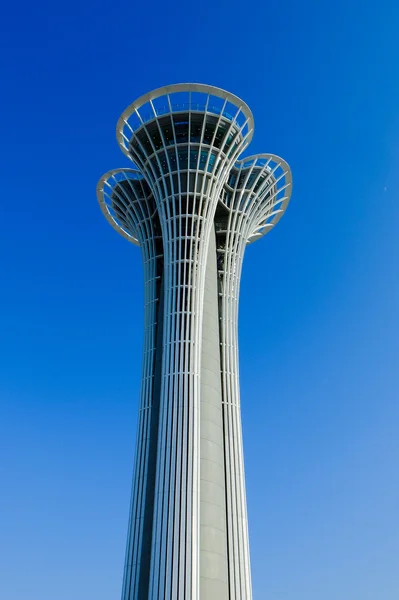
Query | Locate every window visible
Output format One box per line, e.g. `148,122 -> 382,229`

149,156 -> 161,178
178,148 -> 189,170
223,129 -> 238,152
148,127 -> 163,150
213,125 -> 227,149
173,116 -> 189,144
198,150 -> 209,170
207,152 -> 216,173
190,116 -> 204,143
227,172 -> 237,188
160,116 -> 174,145
203,122 -> 215,145
189,149 -> 199,170
130,139 -> 146,162
135,129 -> 152,154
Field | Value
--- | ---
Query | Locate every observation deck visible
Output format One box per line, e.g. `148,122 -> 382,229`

115,84 -> 254,201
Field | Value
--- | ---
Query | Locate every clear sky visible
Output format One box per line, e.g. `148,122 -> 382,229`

1,1 -> 398,598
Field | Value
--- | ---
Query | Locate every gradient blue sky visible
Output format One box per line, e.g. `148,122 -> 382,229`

1,1 -> 398,598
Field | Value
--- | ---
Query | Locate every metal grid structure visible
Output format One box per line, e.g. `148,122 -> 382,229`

97,84 -> 292,600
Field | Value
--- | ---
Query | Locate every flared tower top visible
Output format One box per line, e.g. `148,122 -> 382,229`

116,83 -> 254,162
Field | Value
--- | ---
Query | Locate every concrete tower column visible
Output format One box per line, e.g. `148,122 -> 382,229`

200,224 -> 229,599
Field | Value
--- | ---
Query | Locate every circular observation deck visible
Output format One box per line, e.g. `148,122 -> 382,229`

97,169 -> 155,245
116,84 -> 254,189
217,153 -> 292,244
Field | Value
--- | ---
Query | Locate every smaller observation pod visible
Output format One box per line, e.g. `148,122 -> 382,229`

218,153 -> 292,244
97,168 -> 154,245
96,83 -> 292,600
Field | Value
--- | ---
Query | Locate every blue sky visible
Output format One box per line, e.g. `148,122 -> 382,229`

1,0 -> 398,598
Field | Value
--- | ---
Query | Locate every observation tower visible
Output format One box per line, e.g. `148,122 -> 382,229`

97,84 -> 292,600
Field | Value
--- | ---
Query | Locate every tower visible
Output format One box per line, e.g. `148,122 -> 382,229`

97,84 -> 292,600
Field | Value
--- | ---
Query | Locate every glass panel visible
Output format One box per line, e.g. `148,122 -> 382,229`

130,138 -> 147,162
207,153 -> 216,173
160,116 -> 174,145
227,172 -> 237,188
149,156 -> 161,177
165,175 -> 172,196
135,128 -> 152,154
254,175 -> 265,192
148,126 -> 163,150
198,150 -> 209,170
203,120 -> 216,145
168,150 -> 178,172
189,148 -> 199,169
214,124 -> 228,149
178,148 -> 189,170
237,171 -> 249,188
190,115 -> 204,143
179,172 -> 188,192
173,115 -> 189,144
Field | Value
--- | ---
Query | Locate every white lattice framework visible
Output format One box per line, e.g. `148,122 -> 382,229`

96,84 -> 292,600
